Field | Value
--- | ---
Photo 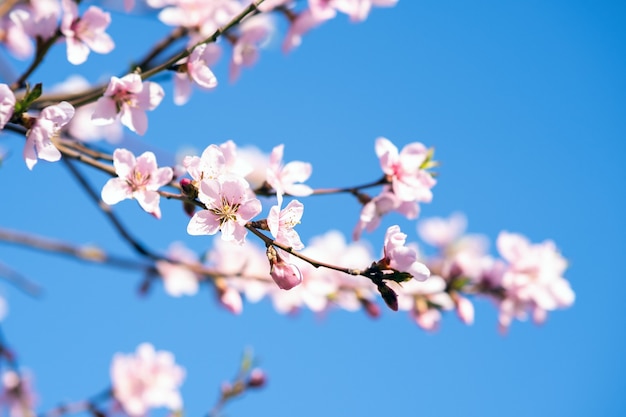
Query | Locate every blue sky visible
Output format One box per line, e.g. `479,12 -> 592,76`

0,1 -> 625,416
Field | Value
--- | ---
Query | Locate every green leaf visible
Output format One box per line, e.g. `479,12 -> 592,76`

13,83 -> 42,114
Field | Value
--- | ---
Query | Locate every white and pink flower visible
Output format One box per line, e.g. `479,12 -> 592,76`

61,0 -> 114,65
0,84 -> 16,129
111,343 -> 185,417
187,174 -> 262,244
101,148 -> 173,218
375,137 -> 436,203
383,225 -> 430,281
266,144 -> 313,205
92,73 -> 164,135
24,101 -> 75,170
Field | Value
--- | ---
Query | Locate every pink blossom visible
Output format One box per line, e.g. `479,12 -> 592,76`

173,42 -> 219,105
383,225 -> 430,281
61,0 -> 114,65
267,199 -> 304,250
375,137 -> 436,202
111,343 -> 185,417
455,295 -> 474,325
396,276 -> 454,331
0,84 -> 15,129
267,247 -> 303,290
266,144 -> 313,205
229,14 -> 273,82
155,242 -> 200,296
258,0 -> 293,12
0,10 -> 33,59
101,148 -> 173,218
19,0 -> 60,40
353,188 -> 419,240
187,175 -> 262,244
218,285 -> 243,314
183,141 -> 253,183
282,7 -> 335,53
1,370 -> 37,417
92,73 -> 164,135
334,0 -> 398,22
417,212 -> 467,249
24,101 -> 75,170
495,231 -> 575,329
53,75 -> 123,143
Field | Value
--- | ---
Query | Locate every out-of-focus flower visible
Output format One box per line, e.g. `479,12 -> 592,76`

155,242 -> 201,296
0,84 -> 16,129
111,343 -> 185,417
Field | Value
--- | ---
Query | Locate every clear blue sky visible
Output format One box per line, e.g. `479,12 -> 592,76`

0,1 -> 625,416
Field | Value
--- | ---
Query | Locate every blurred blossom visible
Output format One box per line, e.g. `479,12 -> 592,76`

155,242 -> 201,296
111,343 -> 185,417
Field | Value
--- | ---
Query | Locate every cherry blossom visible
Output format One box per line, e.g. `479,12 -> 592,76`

111,343 -> 185,417
18,0 -> 60,41
353,188 -> 419,240
0,370 -> 37,417
229,14 -> 273,82
0,10 -> 32,59
0,84 -> 15,129
282,7 -> 335,53
187,174 -> 262,244
266,144 -> 313,205
53,75 -> 123,143
92,73 -> 164,135
173,42 -> 219,105
383,225 -> 430,281
495,231 -> 575,330
334,0 -> 398,22
267,246 -> 303,290
24,101 -> 75,170
396,275 -> 454,331
183,141 -> 252,183
60,0 -> 114,65
267,200 -> 305,250
375,137 -> 436,202
155,242 -> 201,296
101,148 -> 173,219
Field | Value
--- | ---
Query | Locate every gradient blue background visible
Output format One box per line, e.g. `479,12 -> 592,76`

0,1 -> 624,416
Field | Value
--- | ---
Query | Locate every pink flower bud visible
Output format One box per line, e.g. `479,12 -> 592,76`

247,368 -> 267,388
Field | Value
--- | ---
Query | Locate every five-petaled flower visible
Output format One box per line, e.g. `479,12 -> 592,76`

92,73 -> 164,135
383,225 -> 430,281
60,0 -> 115,65
101,148 -> 173,219
375,137 -> 435,203
187,174 -> 262,245
111,343 -> 185,417
24,101 -> 75,170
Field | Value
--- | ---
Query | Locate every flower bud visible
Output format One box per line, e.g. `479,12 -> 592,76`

247,368 -> 267,388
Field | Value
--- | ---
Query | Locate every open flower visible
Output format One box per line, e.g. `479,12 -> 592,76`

266,144 -> 313,205
267,199 -> 304,250
61,0 -> 114,65
173,42 -> 219,105
187,174 -> 262,244
92,73 -> 164,135
24,101 -> 74,170
111,343 -> 185,417
375,137 -> 435,202
383,225 -> 430,281
101,148 -> 173,218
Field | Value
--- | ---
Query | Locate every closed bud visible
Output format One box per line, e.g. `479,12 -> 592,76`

247,368 -> 267,388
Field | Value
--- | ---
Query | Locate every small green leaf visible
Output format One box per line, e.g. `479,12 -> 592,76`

14,83 -> 43,114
